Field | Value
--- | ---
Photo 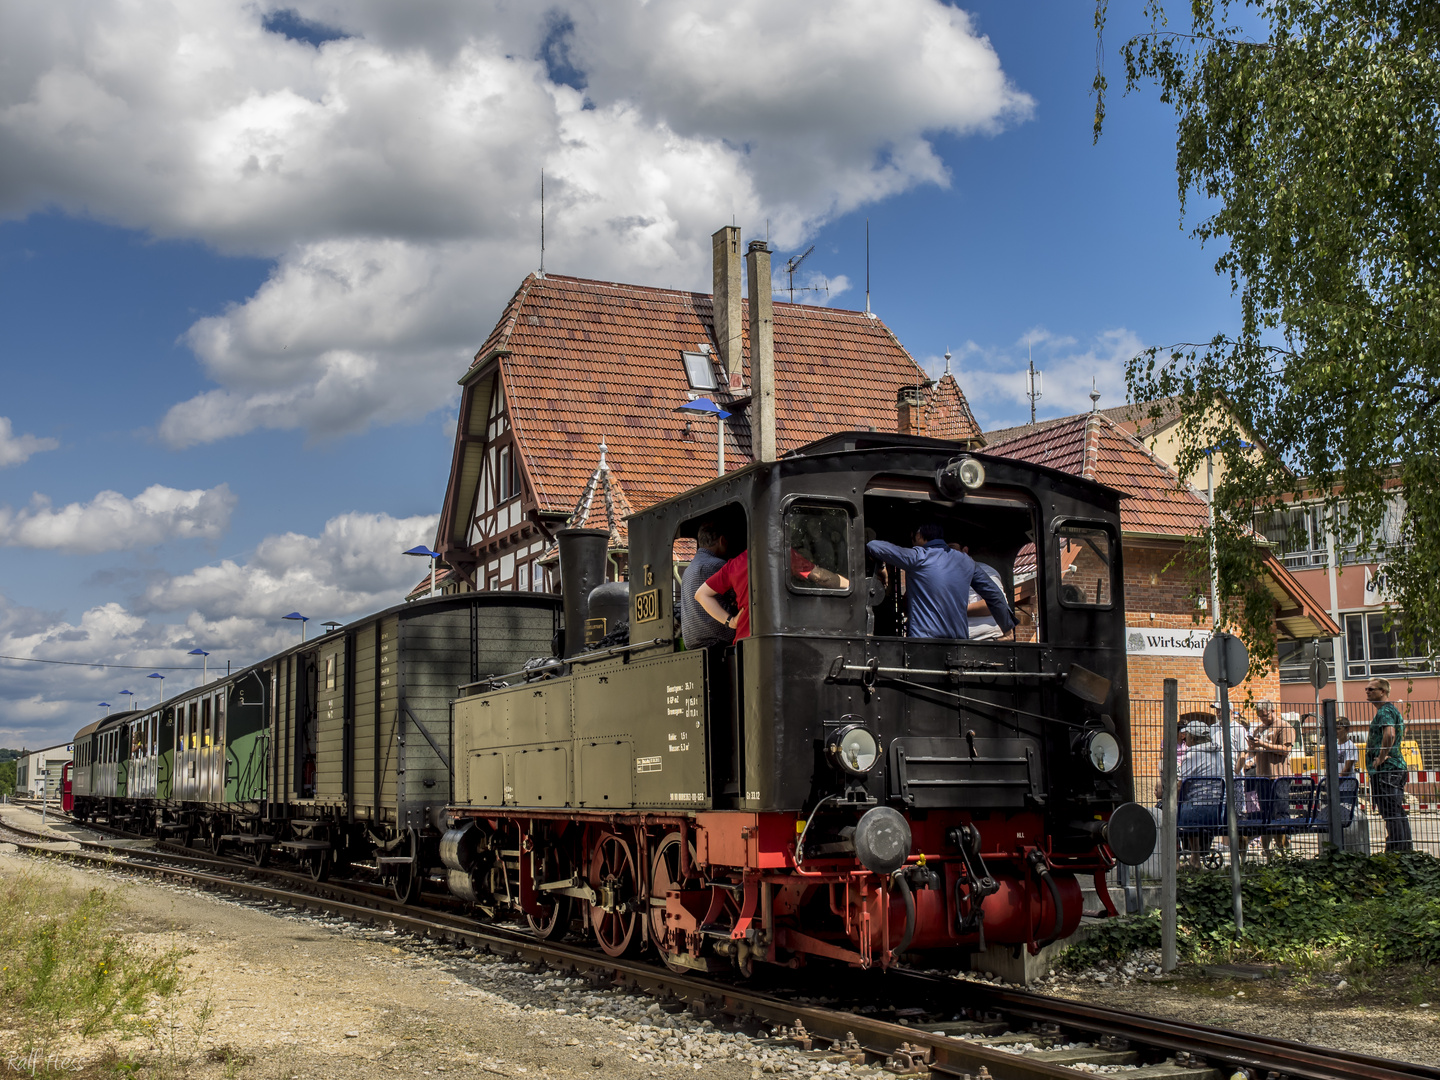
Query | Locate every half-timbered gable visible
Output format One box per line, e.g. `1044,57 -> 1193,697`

428,234 -> 986,597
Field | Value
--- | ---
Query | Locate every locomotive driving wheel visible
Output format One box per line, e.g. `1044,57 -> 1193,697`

648,833 -> 702,972
588,831 -> 641,957
526,842 -> 574,941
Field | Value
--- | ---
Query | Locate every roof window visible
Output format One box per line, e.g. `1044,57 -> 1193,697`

680,350 -> 717,391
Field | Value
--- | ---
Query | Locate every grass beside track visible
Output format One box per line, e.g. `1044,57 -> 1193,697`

0,862 -> 192,1074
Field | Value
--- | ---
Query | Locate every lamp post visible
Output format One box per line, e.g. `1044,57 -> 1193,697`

97,702 -> 110,713
404,546 -> 442,597
147,672 -> 165,705
283,612 -> 310,642
118,689 -> 135,710
674,397 -> 732,477
189,648 -> 210,685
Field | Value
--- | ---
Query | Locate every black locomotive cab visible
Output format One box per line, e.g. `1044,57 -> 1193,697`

445,430 -> 1154,972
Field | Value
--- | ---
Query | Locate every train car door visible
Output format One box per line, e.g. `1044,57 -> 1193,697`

61,761 -> 73,813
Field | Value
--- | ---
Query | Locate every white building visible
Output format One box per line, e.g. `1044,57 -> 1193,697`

15,742 -> 73,800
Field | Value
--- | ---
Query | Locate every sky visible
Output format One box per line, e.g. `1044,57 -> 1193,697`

0,1 -> 1239,747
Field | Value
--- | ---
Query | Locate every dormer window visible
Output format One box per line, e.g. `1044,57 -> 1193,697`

681,350 -> 717,391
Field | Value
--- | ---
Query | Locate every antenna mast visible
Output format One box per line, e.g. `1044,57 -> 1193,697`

865,219 -> 871,315
539,169 -> 545,277
782,245 -> 825,303
1026,343 -> 1042,424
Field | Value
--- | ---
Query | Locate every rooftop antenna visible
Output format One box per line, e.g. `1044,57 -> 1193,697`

1026,343 -> 1042,424
782,245 -> 829,304
1090,376 -> 1101,412
539,168 -> 545,277
865,218 -> 871,316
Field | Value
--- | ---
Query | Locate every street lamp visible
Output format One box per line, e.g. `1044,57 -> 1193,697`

118,689 -> 135,709
404,546 -> 442,598
189,648 -> 210,685
97,702 -> 110,712
147,672 -> 165,704
674,397 -> 732,477
283,612 -> 310,642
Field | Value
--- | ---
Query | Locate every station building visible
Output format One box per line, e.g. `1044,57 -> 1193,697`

15,741 -> 73,801
418,226 -> 980,598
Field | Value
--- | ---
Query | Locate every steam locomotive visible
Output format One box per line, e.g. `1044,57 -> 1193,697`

438,431 -> 1154,972
68,430 -> 1153,972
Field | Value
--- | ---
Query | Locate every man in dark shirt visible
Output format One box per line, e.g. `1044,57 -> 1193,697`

1365,678 -> 1413,852
679,523 -> 735,649
866,524 -> 1014,639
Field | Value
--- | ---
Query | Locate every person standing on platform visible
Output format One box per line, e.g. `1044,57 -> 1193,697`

1365,678 -> 1413,852
1334,719 -> 1358,778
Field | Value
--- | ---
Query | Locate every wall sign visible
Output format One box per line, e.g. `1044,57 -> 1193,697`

1126,626 -> 1213,657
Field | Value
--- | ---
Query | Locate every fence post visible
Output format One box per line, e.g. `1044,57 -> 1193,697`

1161,679 -> 1178,972
1218,682 -> 1244,932
1322,698 -> 1343,852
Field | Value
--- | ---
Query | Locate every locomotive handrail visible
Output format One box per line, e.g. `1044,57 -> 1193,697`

827,658 -> 1062,680
457,638 -> 672,693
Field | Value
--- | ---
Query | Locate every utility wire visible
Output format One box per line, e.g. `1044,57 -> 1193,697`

0,654 -> 200,671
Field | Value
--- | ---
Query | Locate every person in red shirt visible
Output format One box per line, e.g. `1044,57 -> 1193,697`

696,550 -> 750,640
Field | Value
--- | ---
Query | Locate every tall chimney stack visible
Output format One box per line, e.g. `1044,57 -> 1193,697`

746,239 -> 776,462
711,226 -> 743,388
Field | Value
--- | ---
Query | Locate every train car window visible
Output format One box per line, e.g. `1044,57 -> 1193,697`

202,698 -> 212,747
1056,523 -> 1115,608
325,655 -> 336,690
784,504 -> 852,593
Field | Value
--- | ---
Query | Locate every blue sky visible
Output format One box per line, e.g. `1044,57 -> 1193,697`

0,1 -> 1234,745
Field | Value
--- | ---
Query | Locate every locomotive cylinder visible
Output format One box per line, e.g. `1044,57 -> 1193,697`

556,528 -> 610,657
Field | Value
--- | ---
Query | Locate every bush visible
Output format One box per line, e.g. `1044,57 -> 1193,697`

1061,851 -> 1440,970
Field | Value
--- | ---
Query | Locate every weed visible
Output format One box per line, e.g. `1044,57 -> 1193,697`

0,869 -> 187,1044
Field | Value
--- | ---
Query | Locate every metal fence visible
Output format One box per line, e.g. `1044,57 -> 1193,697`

1125,697 -> 1440,874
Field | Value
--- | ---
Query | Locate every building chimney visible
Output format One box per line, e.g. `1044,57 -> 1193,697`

711,226 -> 743,388
897,385 -> 930,437
745,239 -> 776,462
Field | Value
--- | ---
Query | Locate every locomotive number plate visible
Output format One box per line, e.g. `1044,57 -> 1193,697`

634,588 -> 660,623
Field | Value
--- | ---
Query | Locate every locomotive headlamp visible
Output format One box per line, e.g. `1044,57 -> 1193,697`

826,724 -> 880,775
936,455 -> 986,498
1082,730 -> 1123,774
954,456 -> 986,489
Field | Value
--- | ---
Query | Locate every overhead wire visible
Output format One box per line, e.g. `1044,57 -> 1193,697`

0,654 -> 200,671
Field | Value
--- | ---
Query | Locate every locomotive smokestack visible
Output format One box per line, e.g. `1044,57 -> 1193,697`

556,528 -> 609,658
711,226 -> 743,388
745,239 -> 776,462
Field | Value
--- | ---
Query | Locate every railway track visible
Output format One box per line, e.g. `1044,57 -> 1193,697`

1,808 -> 1432,1080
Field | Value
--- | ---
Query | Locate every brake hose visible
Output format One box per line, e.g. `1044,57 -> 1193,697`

891,872 -> 917,959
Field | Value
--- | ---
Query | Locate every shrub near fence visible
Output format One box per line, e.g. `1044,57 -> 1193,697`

1127,698 -> 1440,863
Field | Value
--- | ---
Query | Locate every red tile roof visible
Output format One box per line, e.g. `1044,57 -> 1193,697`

471,273 -> 953,517
987,413 -> 1209,538
986,413 -> 1339,637
983,396 -> 1183,447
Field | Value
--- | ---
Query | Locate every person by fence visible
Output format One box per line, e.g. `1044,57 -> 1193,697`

1366,678 -> 1414,852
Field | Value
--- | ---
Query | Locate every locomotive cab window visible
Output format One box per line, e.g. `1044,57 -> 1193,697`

1056,523 -> 1115,608
784,503 -> 852,593
863,478 -> 1040,642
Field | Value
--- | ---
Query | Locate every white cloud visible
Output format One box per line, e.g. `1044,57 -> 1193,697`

0,508 -> 438,747
935,327 -> 1146,432
0,416 -> 58,467
0,484 -> 235,553
0,1 -> 1031,446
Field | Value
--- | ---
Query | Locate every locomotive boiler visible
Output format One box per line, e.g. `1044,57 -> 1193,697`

441,431 -> 1156,972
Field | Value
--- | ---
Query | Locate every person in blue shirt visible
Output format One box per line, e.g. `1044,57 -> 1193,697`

866,524 -> 1016,640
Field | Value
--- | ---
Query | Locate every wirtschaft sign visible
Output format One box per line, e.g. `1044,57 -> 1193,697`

1125,627 -> 1213,657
